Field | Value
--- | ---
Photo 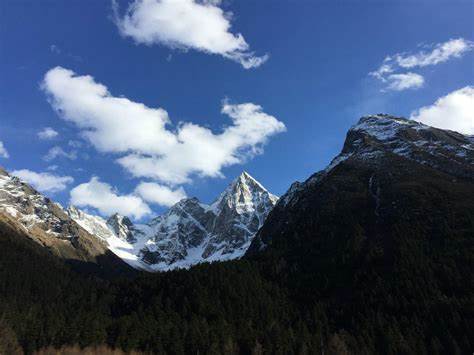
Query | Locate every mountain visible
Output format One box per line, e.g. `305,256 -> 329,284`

250,114 -> 473,253
67,171 -> 278,271
1,115 -> 472,354
0,167 -> 276,273
246,114 -> 473,352
0,167 -> 132,276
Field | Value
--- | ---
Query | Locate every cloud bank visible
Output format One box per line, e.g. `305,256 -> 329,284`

42,66 -> 285,185
70,177 -> 151,219
113,0 -> 268,69
410,86 -> 474,135
12,169 -> 74,193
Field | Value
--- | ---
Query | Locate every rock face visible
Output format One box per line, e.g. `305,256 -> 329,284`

65,171 -> 278,271
140,172 -> 278,270
107,214 -> 142,243
0,168 -> 131,275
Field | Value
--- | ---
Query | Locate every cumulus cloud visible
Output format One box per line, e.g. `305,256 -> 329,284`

38,127 -> 59,140
12,169 -> 73,193
113,0 -> 268,69
43,146 -> 77,161
42,67 -> 285,185
410,86 -> 474,135
0,141 -> 9,158
135,182 -> 186,207
70,177 -> 151,219
370,38 -> 473,91
385,72 -> 424,91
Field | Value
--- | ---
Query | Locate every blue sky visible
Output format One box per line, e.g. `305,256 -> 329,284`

1,0 -> 473,219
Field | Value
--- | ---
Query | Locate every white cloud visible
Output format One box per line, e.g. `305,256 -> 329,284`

43,146 -> 77,161
394,38 -> 473,68
70,177 -> 151,219
42,67 -> 285,185
410,86 -> 474,135
370,38 -> 473,91
386,72 -> 424,91
0,141 -> 9,158
369,64 -> 393,81
113,0 -> 268,69
135,182 -> 186,207
12,169 -> 73,193
38,127 -> 59,140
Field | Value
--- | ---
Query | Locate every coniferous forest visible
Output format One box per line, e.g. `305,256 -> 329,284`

1,149 -> 473,354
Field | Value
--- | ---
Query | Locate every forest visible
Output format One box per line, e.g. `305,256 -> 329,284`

1,173 -> 472,355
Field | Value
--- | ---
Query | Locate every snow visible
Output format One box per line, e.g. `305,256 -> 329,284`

0,170 -> 69,238
348,115 -> 473,169
325,153 -> 353,173
352,115 -> 418,141
64,171 -> 278,272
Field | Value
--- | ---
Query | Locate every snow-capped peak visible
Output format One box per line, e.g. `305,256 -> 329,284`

279,114 -> 474,210
133,171 -> 278,270
350,114 -> 422,141
63,171 -> 278,272
343,115 -> 473,176
211,171 -> 278,215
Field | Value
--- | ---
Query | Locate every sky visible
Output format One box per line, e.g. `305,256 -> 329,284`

0,0 -> 473,219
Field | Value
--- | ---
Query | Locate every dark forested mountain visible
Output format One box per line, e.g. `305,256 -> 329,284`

248,114 -> 474,352
0,115 -> 472,354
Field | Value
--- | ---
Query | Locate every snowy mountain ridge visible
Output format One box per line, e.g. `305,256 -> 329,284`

279,114 -> 474,209
0,167 -> 122,266
66,171 -> 278,271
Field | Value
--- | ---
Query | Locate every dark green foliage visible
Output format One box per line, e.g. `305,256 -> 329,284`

0,219 -> 308,354
0,154 -> 472,354
252,154 -> 474,354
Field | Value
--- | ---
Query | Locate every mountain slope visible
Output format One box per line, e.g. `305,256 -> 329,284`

0,168 -> 133,276
250,114 -> 474,253
247,114 -> 474,352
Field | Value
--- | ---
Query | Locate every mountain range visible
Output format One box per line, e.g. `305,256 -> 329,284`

0,167 -> 277,272
0,114 -> 472,354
